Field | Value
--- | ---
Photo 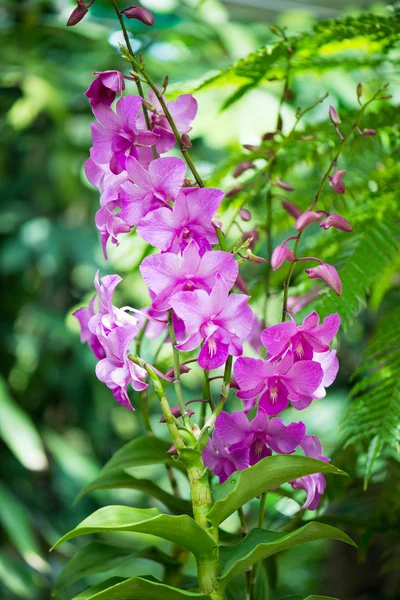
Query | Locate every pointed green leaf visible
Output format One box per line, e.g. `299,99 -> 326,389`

100,435 -> 181,472
208,455 -> 347,525
53,541 -> 137,593
70,576 -> 211,599
75,470 -> 192,514
51,506 -> 215,558
219,523 -> 356,584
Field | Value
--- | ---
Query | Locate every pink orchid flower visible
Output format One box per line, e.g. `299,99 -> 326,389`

170,275 -> 253,371
140,241 -> 238,311
137,187 -> 224,255
290,434 -> 330,510
261,311 -> 340,362
119,156 -> 187,226
90,96 -> 159,174
85,70 -> 125,107
234,351 -> 323,415
202,434 -> 250,483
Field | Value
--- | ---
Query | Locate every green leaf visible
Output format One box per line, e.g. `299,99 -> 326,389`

342,304 -> 400,485
51,505 -> 215,558
219,523 -> 356,584
53,541 -> 137,593
75,470 -> 192,515
0,376 -> 47,471
95,435 -> 182,474
0,482 -> 48,574
208,455 -> 347,525
70,576 -> 211,600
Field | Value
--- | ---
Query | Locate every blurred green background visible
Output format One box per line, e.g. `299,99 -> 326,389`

1,1 -> 399,599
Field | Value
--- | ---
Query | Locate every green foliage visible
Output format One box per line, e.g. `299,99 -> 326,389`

309,218 -> 400,329
219,523 -> 355,584
69,576 -> 212,600
208,455 -> 346,526
196,15 -> 400,108
342,305 -> 400,486
51,506 -> 215,558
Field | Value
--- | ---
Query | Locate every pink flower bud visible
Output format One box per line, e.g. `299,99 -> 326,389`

181,133 -> 192,148
362,128 -> 376,136
67,2 -> 88,26
239,208 -> 251,221
295,211 -> 323,232
329,105 -> 341,125
242,144 -> 260,152
281,199 -> 302,219
160,405 -> 195,422
226,186 -> 243,198
270,244 -> 294,270
246,250 -> 267,264
305,263 -> 342,296
320,213 -> 353,232
262,132 -> 276,141
276,177 -> 294,192
233,161 -> 256,178
329,166 -> 346,194
230,377 -> 239,390
121,5 -> 155,26
165,364 -> 191,378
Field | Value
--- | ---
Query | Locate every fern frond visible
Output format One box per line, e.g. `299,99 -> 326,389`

342,305 -> 400,487
309,218 -> 399,329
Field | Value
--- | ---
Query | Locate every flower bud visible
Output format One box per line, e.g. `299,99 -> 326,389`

329,165 -> 346,194
67,1 -> 88,26
320,213 -> 353,232
276,177 -> 294,192
329,105 -> 341,125
165,364 -> 191,378
230,377 -> 239,390
270,244 -> 294,270
281,199 -> 302,219
233,161 -> 256,178
295,211 -> 322,231
246,250 -> 267,264
239,208 -> 251,221
262,132 -> 276,141
120,5 -> 155,26
160,405 -> 195,422
181,133 -> 192,148
242,144 -> 260,152
361,128 -> 376,136
226,186 -> 243,198
357,83 -> 363,101
305,263 -> 342,296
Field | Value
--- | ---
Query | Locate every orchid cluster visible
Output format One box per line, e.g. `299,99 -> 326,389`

74,59 -> 344,513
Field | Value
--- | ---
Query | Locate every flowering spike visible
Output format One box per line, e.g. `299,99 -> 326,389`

120,5 -> 155,26
305,263 -> 342,296
295,211 -> 323,231
320,213 -> 353,232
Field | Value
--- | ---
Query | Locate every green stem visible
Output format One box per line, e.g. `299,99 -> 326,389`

168,320 -> 192,429
203,371 -> 214,411
129,355 -> 185,451
249,493 -> 267,599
